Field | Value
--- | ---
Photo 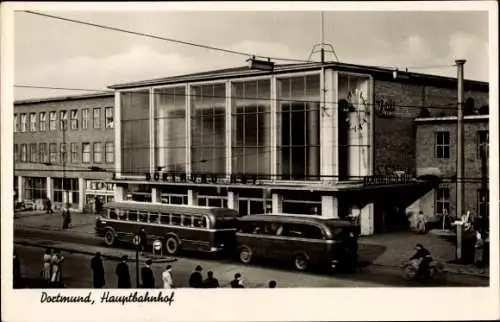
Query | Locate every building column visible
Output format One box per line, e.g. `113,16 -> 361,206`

321,195 -> 339,219
227,191 -> 239,211
114,185 -> 124,202
152,187 -> 161,203
270,76 -> 278,180
360,203 -> 375,236
188,189 -> 198,206
272,193 -> 283,214
149,88 -> 156,175
185,84 -> 192,180
46,177 -> 53,202
320,69 -> 338,183
78,178 -> 85,212
17,176 -> 24,202
225,81 -> 233,180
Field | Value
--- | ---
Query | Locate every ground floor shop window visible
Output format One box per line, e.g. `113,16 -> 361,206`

238,198 -> 268,217
282,200 -> 321,215
199,195 -> 228,208
23,177 -> 46,201
53,178 -> 79,207
160,194 -> 188,205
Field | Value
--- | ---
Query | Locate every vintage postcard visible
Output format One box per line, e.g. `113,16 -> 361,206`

1,1 -> 498,321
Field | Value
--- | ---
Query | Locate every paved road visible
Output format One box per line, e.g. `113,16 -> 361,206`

14,229 -> 488,288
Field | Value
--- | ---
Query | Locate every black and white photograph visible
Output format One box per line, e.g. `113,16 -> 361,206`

1,1 -> 499,321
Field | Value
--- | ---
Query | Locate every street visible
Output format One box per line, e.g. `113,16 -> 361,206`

13,228 -> 489,288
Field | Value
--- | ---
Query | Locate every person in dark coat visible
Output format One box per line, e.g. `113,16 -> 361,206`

115,255 -> 131,288
46,198 -> 54,214
202,271 -> 219,288
90,252 -> 105,288
189,265 -> 203,288
410,244 -> 432,276
141,259 -> 155,288
138,228 -> 148,255
230,273 -> 244,288
94,197 -> 103,214
13,251 -> 22,288
268,280 -> 277,288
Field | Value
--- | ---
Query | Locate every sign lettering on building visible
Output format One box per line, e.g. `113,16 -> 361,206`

375,98 -> 396,118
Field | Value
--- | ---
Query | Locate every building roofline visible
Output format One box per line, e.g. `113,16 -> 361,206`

14,92 -> 114,105
108,61 -> 489,90
414,115 -> 489,123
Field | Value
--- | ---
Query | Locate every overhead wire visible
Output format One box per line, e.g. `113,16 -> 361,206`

21,10 -> 312,64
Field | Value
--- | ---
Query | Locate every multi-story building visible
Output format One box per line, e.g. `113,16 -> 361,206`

108,62 -> 488,235
413,115 -> 489,226
14,93 -> 115,212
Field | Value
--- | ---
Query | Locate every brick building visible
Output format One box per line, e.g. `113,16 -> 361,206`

14,93 -> 115,212
412,115 -> 489,226
108,62 -> 488,235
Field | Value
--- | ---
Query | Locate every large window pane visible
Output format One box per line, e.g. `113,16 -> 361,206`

191,83 -> 226,175
155,87 -> 186,173
121,91 -> 150,176
277,74 -> 320,180
232,79 -> 271,178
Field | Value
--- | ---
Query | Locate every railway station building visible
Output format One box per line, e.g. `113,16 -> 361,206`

108,62 -> 488,235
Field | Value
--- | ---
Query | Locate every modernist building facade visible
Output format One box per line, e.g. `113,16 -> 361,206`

109,62 -> 488,235
14,93 -> 115,212
413,115 -> 489,226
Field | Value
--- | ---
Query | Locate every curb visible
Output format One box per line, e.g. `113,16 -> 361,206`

14,240 -> 177,264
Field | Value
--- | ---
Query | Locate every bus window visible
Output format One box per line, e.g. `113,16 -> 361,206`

116,209 -> 126,220
128,210 -> 138,222
171,214 -> 182,226
183,215 -> 194,227
149,213 -> 159,224
282,223 -> 324,240
193,216 -> 208,229
109,209 -> 117,220
138,211 -> 148,223
160,213 -> 170,225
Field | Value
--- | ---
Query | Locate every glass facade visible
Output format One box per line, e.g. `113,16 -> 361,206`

53,178 -> 79,206
232,79 -> 272,178
117,69 -> 372,183
154,87 -> 186,173
191,83 -> 226,175
121,90 -> 150,176
277,74 -> 320,180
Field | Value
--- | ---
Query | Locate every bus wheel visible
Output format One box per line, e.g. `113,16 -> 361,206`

294,254 -> 308,271
239,246 -> 252,264
165,236 -> 179,255
104,229 -> 115,246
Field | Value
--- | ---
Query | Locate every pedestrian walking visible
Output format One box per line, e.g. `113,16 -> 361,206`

90,252 -> 105,288
138,228 -> 147,256
61,203 -> 72,230
202,271 -> 219,288
141,259 -> 155,288
13,251 -> 22,288
50,249 -> 65,287
268,280 -> 277,288
474,230 -> 485,267
116,255 -> 131,289
94,196 -> 103,214
230,273 -> 244,288
42,248 -> 53,286
416,211 -> 426,234
46,198 -> 54,214
162,264 -> 174,289
189,265 -> 203,288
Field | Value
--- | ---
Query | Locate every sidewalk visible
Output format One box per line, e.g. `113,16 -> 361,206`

358,231 -> 489,278
14,210 -> 96,235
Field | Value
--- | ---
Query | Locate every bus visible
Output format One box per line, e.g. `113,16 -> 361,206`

235,214 -> 360,272
95,201 -> 239,255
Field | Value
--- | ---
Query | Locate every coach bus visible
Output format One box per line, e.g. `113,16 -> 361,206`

235,214 -> 360,272
95,201 -> 239,255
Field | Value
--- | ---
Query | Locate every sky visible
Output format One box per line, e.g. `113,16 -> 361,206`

13,7 -> 490,100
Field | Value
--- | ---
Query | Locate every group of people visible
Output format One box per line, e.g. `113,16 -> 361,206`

188,265 -> 277,289
41,248 -> 65,287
